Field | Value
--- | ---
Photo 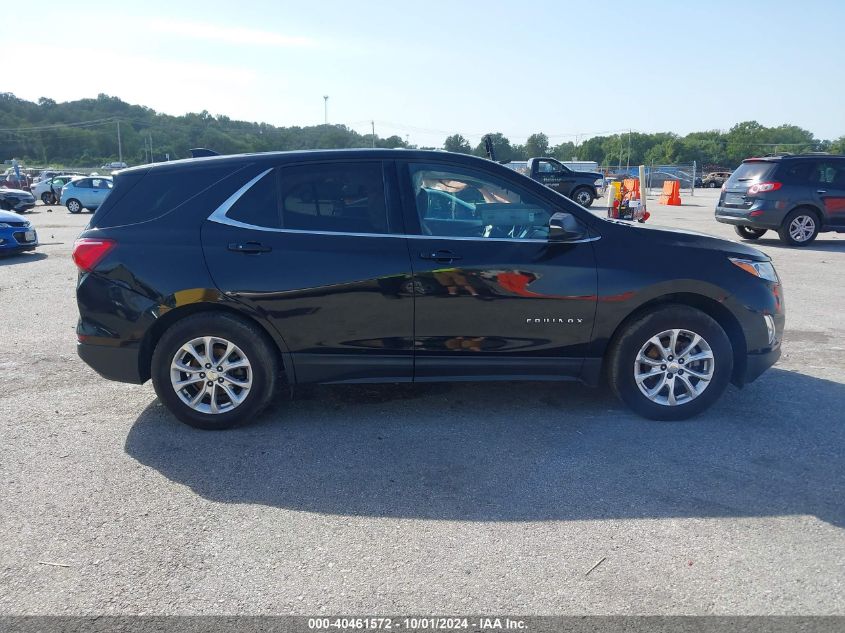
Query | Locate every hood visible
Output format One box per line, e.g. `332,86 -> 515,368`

602,219 -> 770,261
575,171 -> 604,180
0,209 -> 27,223
0,187 -> 32,197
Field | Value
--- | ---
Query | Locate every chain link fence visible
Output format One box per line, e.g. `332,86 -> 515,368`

600,162 -> 699,195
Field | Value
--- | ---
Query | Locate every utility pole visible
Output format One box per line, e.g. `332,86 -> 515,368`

323,96 -> 329,124
149,133 -> 153,163
116,120 -> 123,164
626,129 -> 632,170
371,120 -> 375,148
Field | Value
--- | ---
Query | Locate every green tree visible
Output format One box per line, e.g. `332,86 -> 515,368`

524,132 -> 549,157
443,133 -> 472,154
472,132 -> 517,162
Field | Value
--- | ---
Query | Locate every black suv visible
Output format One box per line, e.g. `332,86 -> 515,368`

715,154 -> 845,246
74,149 -> 784,429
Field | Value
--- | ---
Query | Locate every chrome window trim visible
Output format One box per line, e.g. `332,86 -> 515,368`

207,168 -> 274,230
207,168 -> 600,245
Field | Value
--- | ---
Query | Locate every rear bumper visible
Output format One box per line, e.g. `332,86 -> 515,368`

77,341 -> 144,384
715,204 -> 785,230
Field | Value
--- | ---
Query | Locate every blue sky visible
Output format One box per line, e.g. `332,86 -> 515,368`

7,0 -> 845,146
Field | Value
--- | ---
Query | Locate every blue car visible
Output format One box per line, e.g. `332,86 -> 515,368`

60,176 -> 113,214
0,209 -> 38,255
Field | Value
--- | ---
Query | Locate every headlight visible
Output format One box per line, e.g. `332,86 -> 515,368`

729,257 -> 779,282
594,178 -> 604,186
0,223 -> 10,228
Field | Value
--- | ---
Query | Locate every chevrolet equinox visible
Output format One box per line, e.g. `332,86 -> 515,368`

74,149 -> 784,429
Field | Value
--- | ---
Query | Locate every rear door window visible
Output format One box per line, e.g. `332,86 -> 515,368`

227,170 -> 279,228
779,161 -> 815,185
279,162 -> 388,234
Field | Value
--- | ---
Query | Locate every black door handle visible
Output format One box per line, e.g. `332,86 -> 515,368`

419,250 -> 462,262
228,242 -> 272,254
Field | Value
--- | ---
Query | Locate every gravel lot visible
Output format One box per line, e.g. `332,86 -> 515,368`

0,188 -> 843,615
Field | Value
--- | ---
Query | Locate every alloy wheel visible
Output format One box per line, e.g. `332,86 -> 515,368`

170,336 -> 253,414
633,329 -> 715,406
788,215 -> 816,243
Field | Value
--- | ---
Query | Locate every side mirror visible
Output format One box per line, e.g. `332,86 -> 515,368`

549,212 -> 584,241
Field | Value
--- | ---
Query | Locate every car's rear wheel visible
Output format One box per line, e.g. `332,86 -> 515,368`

66,199 -> 82,214
572,187 -> 594,208
151,312 -> 279,430
607,305 -> 733,421
734,226 -> 767,240
778,208 -> 820,246
708,181 -> 717,188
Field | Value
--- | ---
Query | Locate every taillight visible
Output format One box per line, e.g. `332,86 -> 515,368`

747,181 -> 782,195
72,238 -> 115,272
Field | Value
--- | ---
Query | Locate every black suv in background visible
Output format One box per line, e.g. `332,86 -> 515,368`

715,154 -> 845,246
74,150 -> 784,429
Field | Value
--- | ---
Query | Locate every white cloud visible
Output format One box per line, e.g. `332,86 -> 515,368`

145,18 -> 318,48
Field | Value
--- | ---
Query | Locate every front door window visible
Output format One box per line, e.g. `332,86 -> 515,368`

410,164 -> 553,240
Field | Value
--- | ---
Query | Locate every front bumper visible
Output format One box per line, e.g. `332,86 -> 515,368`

3,200 -> 36,213
0,228 -> 38,252
743,345 -> 781,384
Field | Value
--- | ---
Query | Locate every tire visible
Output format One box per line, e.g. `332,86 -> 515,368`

707,181 -> 717,188
607,305 -> 733,421
66,199 -> 82,214
734,226 -> 767,240
151,312 -> 280,430
777,208 -> 820,246
41,192 -> 54,205
571,187 -> 594,208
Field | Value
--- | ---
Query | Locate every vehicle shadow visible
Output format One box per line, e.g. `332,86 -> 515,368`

124,368 -> 845,526
742,237 -> 845,252
0,251 -> 47,266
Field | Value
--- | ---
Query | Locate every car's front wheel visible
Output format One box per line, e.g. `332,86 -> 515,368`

778,208 -> 820,246
708,181 -> 718,188
571,187 -> 594,208
607,305 -> 733,421
151,312 -> 280,429
734,226 -> 767,240
66,199 -> 82,214
41,192 -> 55,205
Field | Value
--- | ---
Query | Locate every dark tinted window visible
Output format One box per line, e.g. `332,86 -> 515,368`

75,179 -> 92,188
727,161 -> 776,185
227,171 -> 279,227
93,164 -> 240,228
779,161 -> 815,185
279,162 -> 387,234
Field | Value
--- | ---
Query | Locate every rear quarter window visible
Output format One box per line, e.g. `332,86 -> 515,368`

91,164 -> 243,228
